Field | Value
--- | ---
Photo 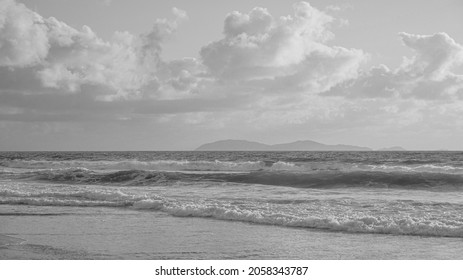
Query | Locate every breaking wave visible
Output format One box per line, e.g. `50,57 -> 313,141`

5,168 -> 463,191
4,158 -> 463,174
1,189 -> 463,238
0,159 -> 271,172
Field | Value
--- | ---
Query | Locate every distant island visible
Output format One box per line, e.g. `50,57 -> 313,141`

196,139 -> 377,151
196,140 -> 407,151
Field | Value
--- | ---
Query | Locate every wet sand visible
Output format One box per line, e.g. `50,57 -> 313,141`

0,234 -> 25,246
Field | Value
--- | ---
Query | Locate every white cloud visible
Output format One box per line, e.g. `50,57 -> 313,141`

1,1 -> 365,100
326,32 -> 463,100
0,0 -> 49,67
0,0 -> 192,98
398,32 -> 463,80
200,2 -> 366,94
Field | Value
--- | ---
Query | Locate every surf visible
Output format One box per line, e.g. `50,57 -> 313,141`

4,167 -> 463,191
2,187 -> 463,238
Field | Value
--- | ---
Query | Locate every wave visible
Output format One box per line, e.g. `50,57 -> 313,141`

11,168 -> 193,186
365,164 -> 463,173
0,159 -> 270,172
221,171 -> 463,190
4,158 -> 463,174
6,168 -> 463,191
1,189 -> 463,238
157,202 -> 463,238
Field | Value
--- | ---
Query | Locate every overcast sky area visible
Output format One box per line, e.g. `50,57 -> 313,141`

1,0 -> 463,150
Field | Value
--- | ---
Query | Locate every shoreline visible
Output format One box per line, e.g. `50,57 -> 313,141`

2,206 -> 463,259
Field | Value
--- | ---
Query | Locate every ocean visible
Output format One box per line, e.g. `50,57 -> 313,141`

1,151 -> 463,259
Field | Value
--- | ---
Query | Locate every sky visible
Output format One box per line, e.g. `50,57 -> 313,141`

1,0 -> 463,151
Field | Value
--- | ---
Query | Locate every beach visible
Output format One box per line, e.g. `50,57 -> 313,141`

1,203 -> 462,259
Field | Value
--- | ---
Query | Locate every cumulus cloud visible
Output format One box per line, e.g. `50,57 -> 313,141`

399,32 -> 463,80
326,32 -> 463,100
0,0 -> 49,67
200,2 -> 366,94
0,1 -> 365,100
0,0 -> 192,98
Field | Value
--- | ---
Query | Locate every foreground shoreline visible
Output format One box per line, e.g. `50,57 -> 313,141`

2,204 -> 463,260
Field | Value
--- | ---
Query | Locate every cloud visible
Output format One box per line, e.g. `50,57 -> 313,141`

399,32 -> 463,80
326,32 -> 463,100
200,2 -> 366,94
0,0 -> 191,98
0,0 -> 49,67
0,1 -> 365,101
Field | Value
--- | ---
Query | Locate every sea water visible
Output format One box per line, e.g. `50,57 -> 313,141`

1,151 -> 463,259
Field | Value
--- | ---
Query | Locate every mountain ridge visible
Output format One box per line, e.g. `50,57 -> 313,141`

195,139 -> 374,151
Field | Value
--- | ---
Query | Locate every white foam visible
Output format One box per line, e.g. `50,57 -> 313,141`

160,203 -> 463,238
132,199 -> 164,210
270,161 -> 300,170
366,164 -> 463,174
